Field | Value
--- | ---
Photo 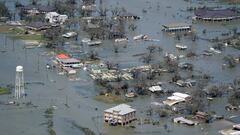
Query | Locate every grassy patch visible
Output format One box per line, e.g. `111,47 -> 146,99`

0,87 -> 10,95
95,94 -> 127,104
0,25 -> 14,33
14,34 -> 45,41
0,25 -> 45,41
71,121 -> 95,135
0,25 -> 25,34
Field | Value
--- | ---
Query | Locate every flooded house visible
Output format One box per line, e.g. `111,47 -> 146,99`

55,53 -> 81,68
220,124 -> 240,135
82,4 -> 96,11
21,5 -> 56,15
62,67 -> 77,75
104,104 -> 136,126
173,117 -> 198,126
115,12 -> 140,20
148,85 -> 162,92
162,23 -> 192,32
194,8 -> 240,22
194,111 -> 210,122
89,65 -> 133,81
163,92 -> 191,106
26,21 -> 51,31
109,27 -> 125,39
45,12 -> 68,24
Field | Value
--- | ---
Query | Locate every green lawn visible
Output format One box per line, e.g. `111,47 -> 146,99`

0,87 -> 10,95
95,94 -> 127,104
14,34 -> 45,41
0,25 -> 25,34
0,25 -> 45,41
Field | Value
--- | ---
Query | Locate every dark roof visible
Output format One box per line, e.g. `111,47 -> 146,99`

195,8 -> 240,18
22,5 -> 55,12
22,5 -> 37,10
38,5 -> 55,12
162,23 -> 191,28
27,21 -> 49,29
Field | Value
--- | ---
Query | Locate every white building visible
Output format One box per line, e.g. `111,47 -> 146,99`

55,54 -> 81,68
163,92 -> 191,106
45,12 -> 68,24
149,85 -> 162,92
104,104 -> 136,126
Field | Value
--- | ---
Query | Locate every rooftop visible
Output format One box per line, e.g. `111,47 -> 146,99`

59,58 -> 80,63
172,92 -> 190,99
195,8 -> 240,19
174,117 -> 195,125
22,5 -> 56,12
163,92 -> 190,106
149,85 -> 162,92
162,23 -> 191,28
104,104 -> 136,115
56,53 -> 70,59
27,21 -> 49,29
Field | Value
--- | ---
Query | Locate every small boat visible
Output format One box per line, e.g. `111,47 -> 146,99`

87,40 -> 102,46
133,34 -> 148,40
115,38 -> 128,43
209,47 -> 221,54
62,32 -> 78,38
176,44 -> 187,50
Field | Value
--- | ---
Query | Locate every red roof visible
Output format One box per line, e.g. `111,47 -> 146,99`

56,53 -> 70,59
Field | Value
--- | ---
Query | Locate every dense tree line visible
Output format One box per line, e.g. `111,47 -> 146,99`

0,2 -> 10,17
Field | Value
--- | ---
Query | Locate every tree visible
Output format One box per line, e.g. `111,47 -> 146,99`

147,45 -> 157,53
156,109 -> 169,118
208,86 -> 222,98
30,0 -> 38,5
82,0 -> 95,5
98,8 -> 108,16
228,91 -> 240,106
89,50 -> 98,60
223,55 -> 236,68
43,27 -> 63,48
121,82 -> 128,90
142,54 -> 152,64
0,2 -> 10,18
186,89 -> 208,114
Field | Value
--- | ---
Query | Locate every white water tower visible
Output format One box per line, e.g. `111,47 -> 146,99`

15,66 -> 25,99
